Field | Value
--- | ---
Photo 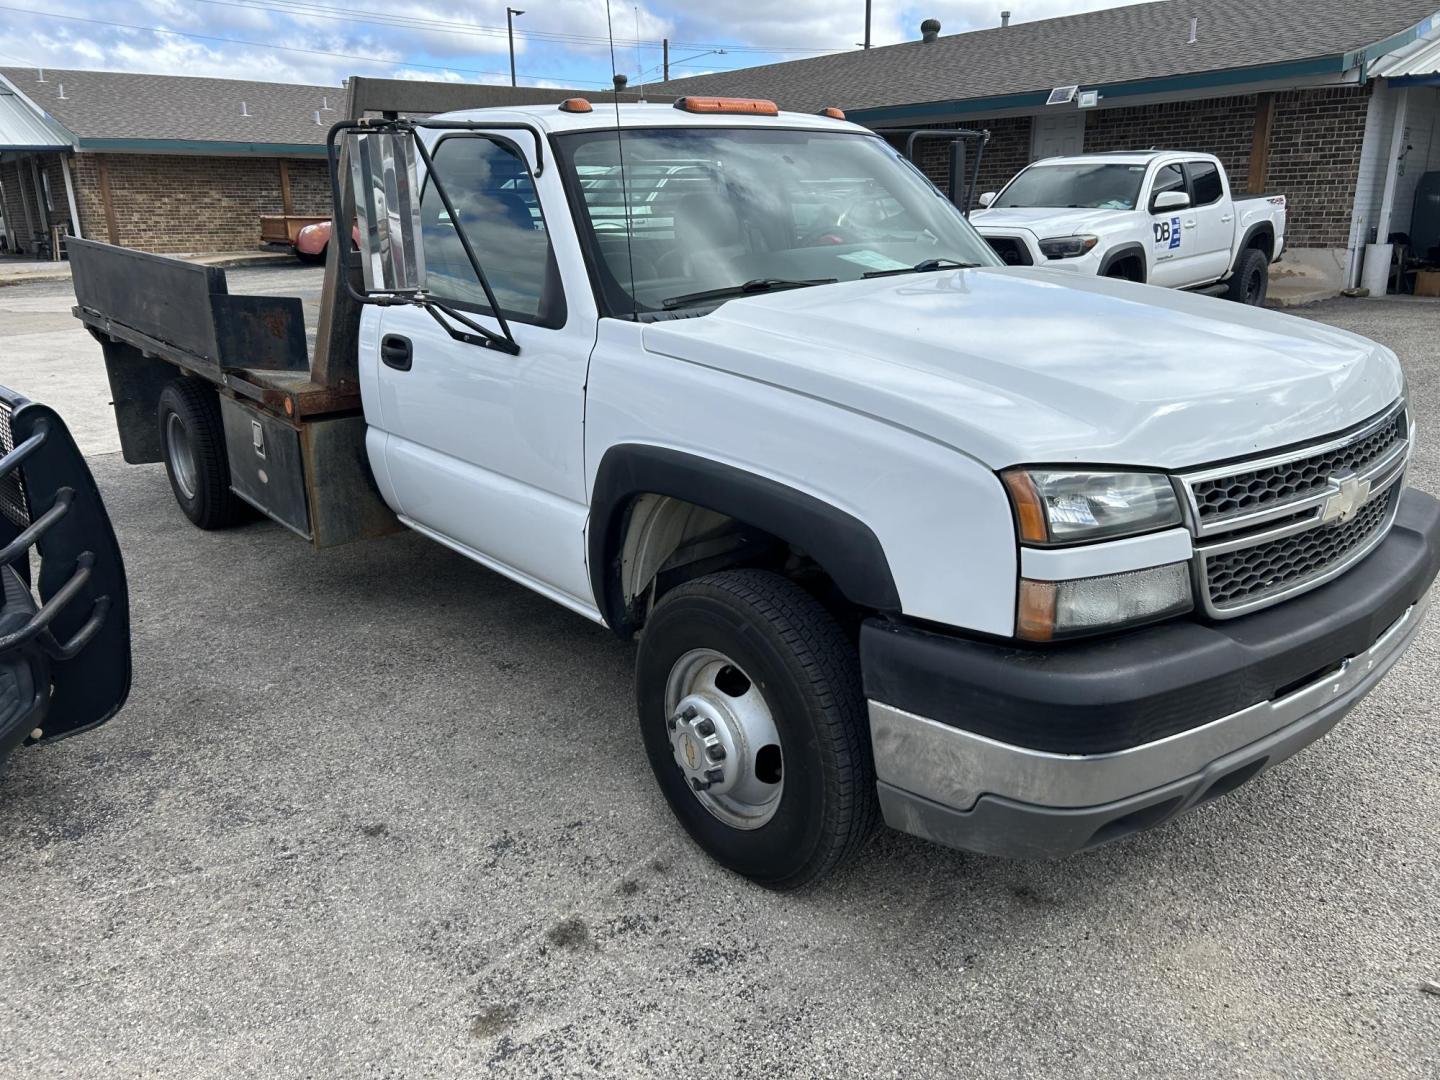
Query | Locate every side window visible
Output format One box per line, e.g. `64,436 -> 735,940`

1187,161 -> 1222,206
1149,164 -> 1185,211
421,135 -> 562,326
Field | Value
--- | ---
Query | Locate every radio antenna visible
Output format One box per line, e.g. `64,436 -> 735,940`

605,0 -> 639,319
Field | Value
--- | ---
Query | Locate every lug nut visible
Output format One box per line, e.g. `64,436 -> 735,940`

706,744 -> 726,762
695,718 -> 715,737
705,767 -> 724,784
681,705 -> 698,721
667,714 -> 678,731
690,777 -> 710,792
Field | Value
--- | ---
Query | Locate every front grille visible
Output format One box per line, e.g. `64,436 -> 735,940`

1192,410 -> 1405,523
0,401 -> 29,529
1205,491 -> 1394,609
984,237 -> 1033,266
1182,402 -> 1410,617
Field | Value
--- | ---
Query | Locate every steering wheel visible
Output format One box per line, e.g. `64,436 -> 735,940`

834,194 -> 894,230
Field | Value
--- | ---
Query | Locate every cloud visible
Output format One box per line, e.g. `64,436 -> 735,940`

0,0 -> 1152,90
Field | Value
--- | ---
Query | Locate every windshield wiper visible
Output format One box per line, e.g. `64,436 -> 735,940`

861,258 -> 980,279
662,277 -> 837,310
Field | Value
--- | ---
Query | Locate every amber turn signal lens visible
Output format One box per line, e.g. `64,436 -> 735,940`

1001,469 -> 1049,544
1017,579 -> 1057,642
673,96 -> 780,116
559,98 -> 593,113
818,107 -> 846,119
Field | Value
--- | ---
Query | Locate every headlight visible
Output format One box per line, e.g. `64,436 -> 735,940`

1038,235 -> 1099,260
1002,469 -> 1183,545
1018,563 -> 1193,641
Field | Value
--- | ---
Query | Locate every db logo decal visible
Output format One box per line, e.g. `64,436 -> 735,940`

1153,217 -> 1183,249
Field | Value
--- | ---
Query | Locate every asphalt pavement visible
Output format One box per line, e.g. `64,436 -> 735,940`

1,268 -> 1438,1078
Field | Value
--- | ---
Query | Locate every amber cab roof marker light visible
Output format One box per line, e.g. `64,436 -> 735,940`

673,96 -> 780,116
559,98 -> 593,113
818,107 -> 846,120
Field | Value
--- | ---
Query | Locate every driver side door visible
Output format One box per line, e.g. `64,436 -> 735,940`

367,131 -> 599,617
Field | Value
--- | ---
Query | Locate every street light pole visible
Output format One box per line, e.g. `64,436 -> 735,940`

864,0 -> 872,48
506,7 -> 525,87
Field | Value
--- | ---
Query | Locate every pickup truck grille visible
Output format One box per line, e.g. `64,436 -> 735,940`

1205,490 -> 1394,609
1180,401 -> 1409,618
1190,410 -> 1405,524
0,400 -> 29,529
983,237 -> 1033,266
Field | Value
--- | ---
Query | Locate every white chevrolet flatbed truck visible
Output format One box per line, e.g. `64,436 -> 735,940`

971,151 -> 1287,305
63,95 -> 1438,888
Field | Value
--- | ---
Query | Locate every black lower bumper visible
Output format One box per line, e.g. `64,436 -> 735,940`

861,488 -> 1440,756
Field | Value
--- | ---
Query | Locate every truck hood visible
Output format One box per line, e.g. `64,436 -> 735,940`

641,268 -> 1403,470
970,206 -> 1121,236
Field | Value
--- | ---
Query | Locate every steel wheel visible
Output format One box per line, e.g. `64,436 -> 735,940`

165,412 -> 198,500
664,648 -> 783,830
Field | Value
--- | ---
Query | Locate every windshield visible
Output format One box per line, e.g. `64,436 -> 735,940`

554,127 -> 1000,316
993,162 -> 1148,210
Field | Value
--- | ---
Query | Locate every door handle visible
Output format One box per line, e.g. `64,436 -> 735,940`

380,334 -> 412,371
1220,215 -> 1234,223
1184,219 -> 1197,228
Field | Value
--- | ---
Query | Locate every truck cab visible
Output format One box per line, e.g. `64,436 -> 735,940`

68,97 -> 1438,888
971,151 -> 1286,303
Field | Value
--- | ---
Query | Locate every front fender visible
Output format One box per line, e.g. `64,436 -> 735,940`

589,444 -> 901,634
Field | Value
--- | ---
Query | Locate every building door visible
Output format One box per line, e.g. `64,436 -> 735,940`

1031,111 -> 1085,161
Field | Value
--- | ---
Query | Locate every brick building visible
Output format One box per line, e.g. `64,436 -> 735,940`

0,67 -> 339,255
657,0 -> 1440,292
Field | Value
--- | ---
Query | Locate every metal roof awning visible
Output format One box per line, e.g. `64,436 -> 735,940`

1373,27 -> 1440,85
0,81 -> 73,151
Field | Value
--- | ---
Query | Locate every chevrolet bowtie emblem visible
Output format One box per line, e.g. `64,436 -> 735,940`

1320,470 -> 1371,524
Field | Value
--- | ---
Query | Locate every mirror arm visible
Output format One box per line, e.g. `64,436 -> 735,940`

422,300 -> 521,355
407,131 -> 520,353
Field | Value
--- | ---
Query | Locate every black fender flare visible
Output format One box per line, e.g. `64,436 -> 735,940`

588,444 -> 901,635
1232,222 -> 1275,272
1098,242 -> 1147,282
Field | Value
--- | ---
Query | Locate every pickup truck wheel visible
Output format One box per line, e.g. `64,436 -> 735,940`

1226,247 -> 1269,305
157,379 -> 248,529
635,569 -> 877,889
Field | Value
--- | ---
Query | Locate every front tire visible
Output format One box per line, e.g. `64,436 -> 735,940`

157,378 -> 248,529
635,570 -> 877,889
1226,247 -> 1269,305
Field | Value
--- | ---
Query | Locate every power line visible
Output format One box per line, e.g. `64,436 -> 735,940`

0,3 -> 617,85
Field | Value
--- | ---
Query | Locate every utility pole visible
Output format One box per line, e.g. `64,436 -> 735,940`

662,37 -> 669,81
506,7 -> 525,87
864,0 -> 872,48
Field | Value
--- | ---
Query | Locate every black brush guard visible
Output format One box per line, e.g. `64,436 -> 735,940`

0,385 -> 130,769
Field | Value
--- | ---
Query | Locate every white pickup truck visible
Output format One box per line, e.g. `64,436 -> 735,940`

971,151 -> 1287,304
66,98 -> 1437,888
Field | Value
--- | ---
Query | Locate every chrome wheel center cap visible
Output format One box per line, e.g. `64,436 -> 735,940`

668,695 -> 739,796
664,650 -> 784,830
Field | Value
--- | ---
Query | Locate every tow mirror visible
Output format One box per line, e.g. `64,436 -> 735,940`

1152,190 -> 1190,213
977,191 -> 996,208
344,130 -> 427,294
